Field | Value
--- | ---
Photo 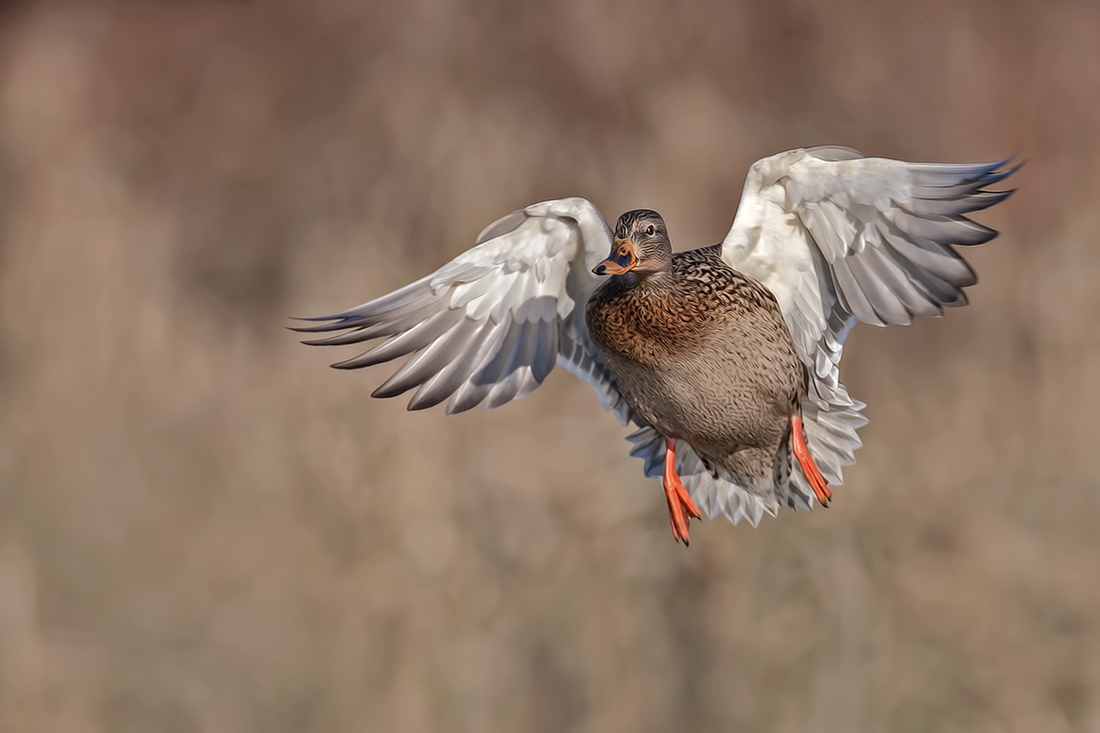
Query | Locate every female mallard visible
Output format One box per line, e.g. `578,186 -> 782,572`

585,210 -> 829,544
296,147 -> 1014,545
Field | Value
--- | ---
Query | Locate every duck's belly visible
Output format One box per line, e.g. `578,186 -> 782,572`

598,324 -> 803,474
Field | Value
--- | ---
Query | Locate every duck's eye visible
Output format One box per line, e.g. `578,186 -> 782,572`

645,225 -> 655,236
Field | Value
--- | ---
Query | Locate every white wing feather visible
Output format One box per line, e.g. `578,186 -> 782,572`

296,197 -> 634,421
721,146 -> 1015,393
688,146 -> 1015,523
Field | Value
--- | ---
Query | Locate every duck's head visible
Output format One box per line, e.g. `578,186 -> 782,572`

593,209 -> 672,277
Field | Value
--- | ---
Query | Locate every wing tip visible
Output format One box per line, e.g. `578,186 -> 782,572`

370,381 -> 411,400
330,359 -> 366,371
406,392 -> 446,411
960,222 -> 1000,246
287,314 -> 341,324
289,318 -> 361,335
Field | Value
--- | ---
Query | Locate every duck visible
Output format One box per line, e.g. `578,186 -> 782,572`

585,209 -> 828,544
295,146 -> 1015,545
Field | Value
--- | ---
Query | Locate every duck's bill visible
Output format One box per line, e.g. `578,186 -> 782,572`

593,237 -> 638,276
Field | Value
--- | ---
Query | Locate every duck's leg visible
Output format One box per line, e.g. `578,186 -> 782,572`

664,439 -> 703,545
791,414 -> 831,507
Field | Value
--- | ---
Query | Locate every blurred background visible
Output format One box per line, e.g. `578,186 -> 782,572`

0,0 -> 1097,731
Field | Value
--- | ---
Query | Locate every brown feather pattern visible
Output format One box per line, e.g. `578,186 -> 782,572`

586,213 -> 809,493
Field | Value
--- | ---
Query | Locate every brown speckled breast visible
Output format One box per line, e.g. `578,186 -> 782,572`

586,244 -> 806,481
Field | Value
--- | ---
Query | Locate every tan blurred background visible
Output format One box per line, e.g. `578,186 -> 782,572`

0,0 -> 1097,731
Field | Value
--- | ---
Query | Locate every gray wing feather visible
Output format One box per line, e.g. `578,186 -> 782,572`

295,197 -> 632,421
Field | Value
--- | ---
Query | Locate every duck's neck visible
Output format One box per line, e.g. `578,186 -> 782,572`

621,267 -> 674,294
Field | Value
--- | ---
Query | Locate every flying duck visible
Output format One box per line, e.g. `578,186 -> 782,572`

294,146 -> 1014,545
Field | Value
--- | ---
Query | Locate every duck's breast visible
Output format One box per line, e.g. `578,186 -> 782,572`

586,248 -> 804,454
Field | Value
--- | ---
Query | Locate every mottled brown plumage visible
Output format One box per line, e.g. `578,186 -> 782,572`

586,210 -> 822,519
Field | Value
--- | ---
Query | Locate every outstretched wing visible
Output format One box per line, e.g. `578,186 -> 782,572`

669,146 -> 1017,525
295,197 -> 633,421
721,146 -> 1016,393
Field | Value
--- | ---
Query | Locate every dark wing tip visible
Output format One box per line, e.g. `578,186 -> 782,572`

288,314 -> 339,322
288,319 -> 358,334
370,382 -> 412,399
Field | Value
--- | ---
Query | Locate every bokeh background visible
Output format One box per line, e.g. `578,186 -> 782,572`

0,1 -> 1097,731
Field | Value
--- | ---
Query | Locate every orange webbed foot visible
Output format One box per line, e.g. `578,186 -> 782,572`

663,439 -> 703,545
